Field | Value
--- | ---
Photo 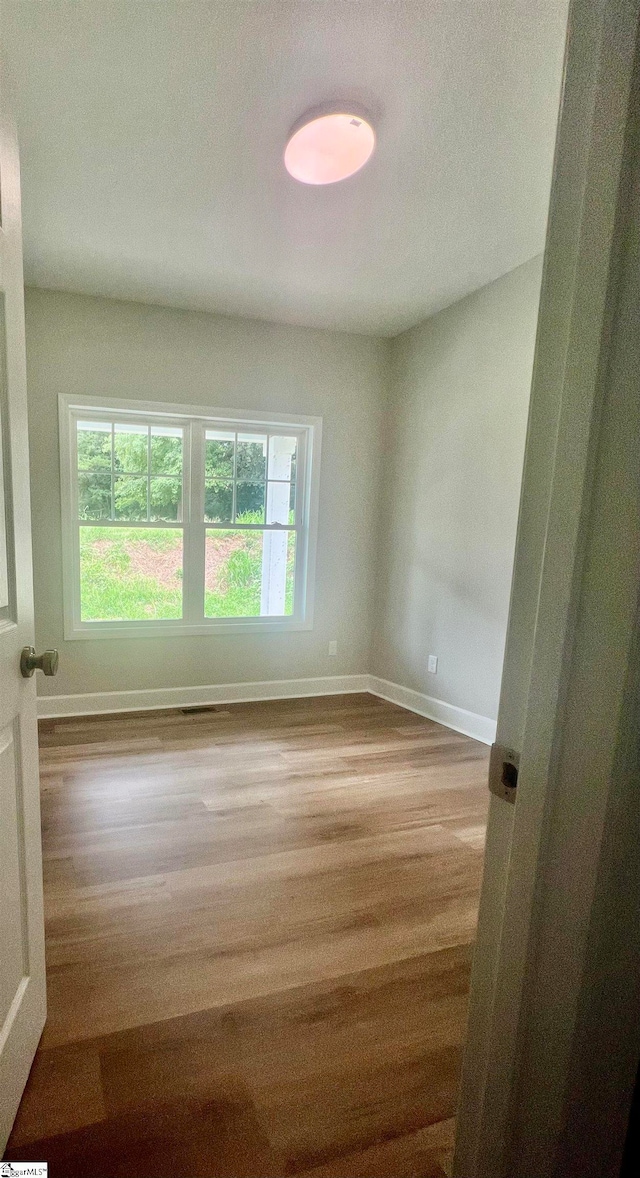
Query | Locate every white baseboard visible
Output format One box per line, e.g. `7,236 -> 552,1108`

37,672 -> 496,744
367,675 -> 496,745
36,674 -> 371,719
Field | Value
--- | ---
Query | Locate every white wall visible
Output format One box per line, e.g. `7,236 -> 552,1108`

372,257 -> 543,721
25,288 -> 387,700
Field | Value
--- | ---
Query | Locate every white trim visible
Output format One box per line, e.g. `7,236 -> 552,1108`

367,676 -> 496,745
36,675 -> 371,718
61,617 -> 314,639
60,393 -> 322,431
57,394 -> 322,639
37,672 -> 497,742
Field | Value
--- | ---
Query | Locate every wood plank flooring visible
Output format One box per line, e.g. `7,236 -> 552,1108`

5,693 -> 489,1177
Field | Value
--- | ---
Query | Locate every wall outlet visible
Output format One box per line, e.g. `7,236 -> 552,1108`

328,640 -> 338,656
428,654 -> 438,674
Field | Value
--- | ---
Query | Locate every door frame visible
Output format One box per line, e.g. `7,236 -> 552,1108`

454,0 -> 640,1174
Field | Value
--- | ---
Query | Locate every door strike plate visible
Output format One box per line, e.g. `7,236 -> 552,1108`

488,743 -> 519,804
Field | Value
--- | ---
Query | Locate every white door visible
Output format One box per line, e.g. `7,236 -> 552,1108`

0,61 -> 48,1151
454,0 -> 640,1175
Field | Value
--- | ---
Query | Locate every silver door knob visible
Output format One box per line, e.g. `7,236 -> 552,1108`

20,646 -> 59,678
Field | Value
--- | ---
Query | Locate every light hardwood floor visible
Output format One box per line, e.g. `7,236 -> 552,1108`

6,693 -> 489,1177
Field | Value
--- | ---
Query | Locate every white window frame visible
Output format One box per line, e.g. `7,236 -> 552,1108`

58,394 -> 322,639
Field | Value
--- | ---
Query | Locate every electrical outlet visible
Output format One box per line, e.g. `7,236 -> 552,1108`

328,640 -> 338,656
428,654 -> 438,674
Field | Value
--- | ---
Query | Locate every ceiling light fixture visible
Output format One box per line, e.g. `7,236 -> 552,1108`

284,107 -> 375,185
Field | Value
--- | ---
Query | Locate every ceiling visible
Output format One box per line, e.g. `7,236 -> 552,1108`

3,0 -> 568,337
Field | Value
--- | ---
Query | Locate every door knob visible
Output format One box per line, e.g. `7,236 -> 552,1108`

20,646 -> 59,678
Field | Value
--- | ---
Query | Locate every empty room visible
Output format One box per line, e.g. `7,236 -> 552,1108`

0,1 -> 594,1175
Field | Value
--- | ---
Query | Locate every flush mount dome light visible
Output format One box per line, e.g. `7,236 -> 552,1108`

284,108 -> 375,185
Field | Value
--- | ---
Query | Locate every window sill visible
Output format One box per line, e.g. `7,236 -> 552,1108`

64,617 -> 313,640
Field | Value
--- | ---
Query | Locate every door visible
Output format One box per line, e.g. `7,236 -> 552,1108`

454,0 -> 640,1175
0,58 -> 47,1151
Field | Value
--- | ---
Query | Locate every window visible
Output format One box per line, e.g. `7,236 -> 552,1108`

59,396 -> 321,638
